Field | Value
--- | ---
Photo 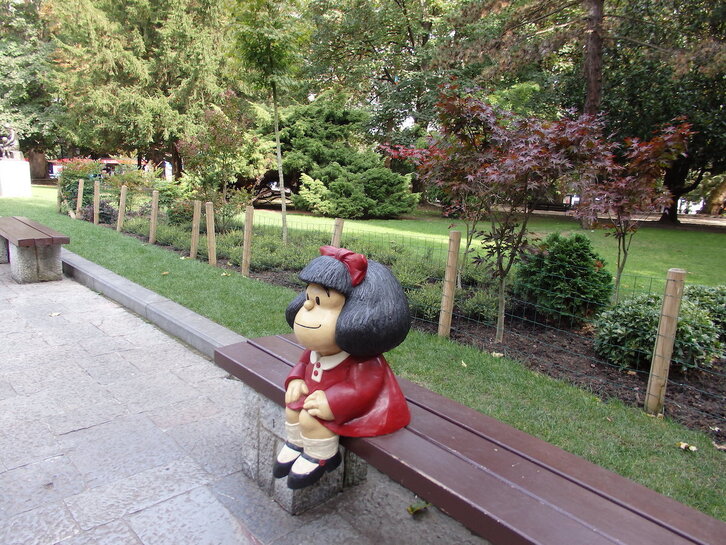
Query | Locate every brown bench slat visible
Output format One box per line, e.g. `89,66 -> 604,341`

14,217 -> 70,245
0,216 -> 53,247
215,335 -> 726,545
250,334 -> 724,545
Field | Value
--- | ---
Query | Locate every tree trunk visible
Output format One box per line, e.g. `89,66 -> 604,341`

272,80 -> 289,244
659,156 -> 696,224
583,0 -> 604,116
495,275 -> 506,343
703,177 -> 726,215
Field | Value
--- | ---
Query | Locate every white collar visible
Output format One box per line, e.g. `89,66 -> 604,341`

310,350 -> 350,370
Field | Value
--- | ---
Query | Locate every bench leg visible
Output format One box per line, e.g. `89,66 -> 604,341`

9,244 -> 62,283
0,237 -> 7,264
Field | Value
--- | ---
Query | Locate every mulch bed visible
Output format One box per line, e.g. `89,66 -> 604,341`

253,269 -> 725,443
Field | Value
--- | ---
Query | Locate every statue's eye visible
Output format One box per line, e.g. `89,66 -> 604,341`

315,296 -> 321,305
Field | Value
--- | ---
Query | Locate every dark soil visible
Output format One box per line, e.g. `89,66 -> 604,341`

253,269 -> 726,443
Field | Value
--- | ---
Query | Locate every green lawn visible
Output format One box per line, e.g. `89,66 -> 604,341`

1,186 -> 725,520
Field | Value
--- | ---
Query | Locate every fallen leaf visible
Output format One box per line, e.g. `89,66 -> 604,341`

712,442 -> 726,451
461,361 -> 467,367
180,256 -> 188,260
709,426 -> 721,432
406,500 -> 431,516
161,271 -> 169,276
221,272 -> 230,277
491,352 -> 504,358
626,370 -> 637,376
677,442 -> 697,452
49,312 -> 61,317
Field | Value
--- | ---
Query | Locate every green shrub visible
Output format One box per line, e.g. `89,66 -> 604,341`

357,168 -> 419,218
684,285 -> 726,338
291,174 -> 328,213
80,199 -> 117,225
58,159 -> 102,208
594,294 -> 723,372
456,289 -> 498,324
406,283 -> 442,322
167,201 -> 196,225
513,233 -> 613,324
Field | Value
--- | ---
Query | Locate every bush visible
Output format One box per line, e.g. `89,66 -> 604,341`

513,233 -> 613,324
456,289 -> 498,324
594,294 -> 723,372
406,283 -> 442,322
684,285 -> 726,338
168,201 -> 196,225
58,159 -> 102,208
80,199 -> 118,225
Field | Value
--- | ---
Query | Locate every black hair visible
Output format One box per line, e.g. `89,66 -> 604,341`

285,255 -> 411,358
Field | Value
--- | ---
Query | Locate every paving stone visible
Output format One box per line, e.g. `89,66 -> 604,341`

0,502 -> 80,545
166,411 -> 256,478
146,396 -> 223,431
212,471 -> 322,544
0,455 -> 85,521
76,353 -> 143,386
171,359 -> 229,385
269,512 -> 376,545
77,336 -> 136,357
0,379 -> 16,401
119,345 -> 202,374
48,400 -> 127,436
105,371 -> 199,414
5,360 -> 90,396
127,487 -> 256,545
59,415 -> 185,489
57,521 -> 142,545
65,457 -> 210,530
0,419 -> 62,470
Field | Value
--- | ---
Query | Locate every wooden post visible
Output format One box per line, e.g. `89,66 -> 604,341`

241,205 -> 254,276
645,268 -> 687,415
75,179 -> 84,218
190,200 -> 202,259
438,230 -> 461,338
148,190 -> 159,244
116,185 -> 128,232
205,201 -> 217,266
93,179 -> 100,225
331,218 -> 345,247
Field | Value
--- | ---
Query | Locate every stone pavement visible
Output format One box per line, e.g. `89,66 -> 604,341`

0,261 -> 484,545
0,263 -> 372,545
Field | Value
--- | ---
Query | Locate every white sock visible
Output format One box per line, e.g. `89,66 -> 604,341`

277,422 -> 304,463
290,435 -> 339,475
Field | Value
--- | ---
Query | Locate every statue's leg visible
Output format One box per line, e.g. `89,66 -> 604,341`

273,408 -> 304,478
288,410 -> 341,489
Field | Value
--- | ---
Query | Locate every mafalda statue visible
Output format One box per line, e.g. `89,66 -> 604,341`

274,246 -> 411,489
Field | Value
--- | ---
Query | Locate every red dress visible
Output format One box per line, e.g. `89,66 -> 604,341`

285,349 -> 411,437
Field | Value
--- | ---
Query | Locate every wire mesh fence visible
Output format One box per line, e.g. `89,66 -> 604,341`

61,181 -> 725,440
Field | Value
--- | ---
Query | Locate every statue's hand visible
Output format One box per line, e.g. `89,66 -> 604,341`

302,390 -> 334,421
285,379 -> 309,404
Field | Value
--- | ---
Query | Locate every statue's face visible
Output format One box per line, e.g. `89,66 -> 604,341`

293,283 -> 345,356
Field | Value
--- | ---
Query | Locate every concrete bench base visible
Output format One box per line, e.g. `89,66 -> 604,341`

4,242 -> 62,283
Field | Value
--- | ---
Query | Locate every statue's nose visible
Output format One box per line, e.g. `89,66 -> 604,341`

303,299 -> 315,310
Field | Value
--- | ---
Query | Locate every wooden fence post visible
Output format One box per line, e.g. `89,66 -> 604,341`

241,205 -> 254,276
645,268 -> 687,415
438,230 -> 461,338
93,179 -> 100,225
190,200 -> 202,259
205,201 -> 217,266
75,179 -> 84,218
148,190 -> 159,244
116,185 -> 128,232
331,218 -> 345,247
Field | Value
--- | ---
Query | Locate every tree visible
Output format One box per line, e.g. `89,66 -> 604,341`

305,0 -> 454,142
0,0 -> 58,153
233,0 -> 307,244
573,121 -> 694,302
42,0 -> 229,174
391,86 -> 612,342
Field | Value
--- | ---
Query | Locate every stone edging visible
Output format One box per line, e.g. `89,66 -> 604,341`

61,248 -> 246,358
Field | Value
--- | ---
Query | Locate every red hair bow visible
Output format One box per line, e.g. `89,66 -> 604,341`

320,246 -> 368,286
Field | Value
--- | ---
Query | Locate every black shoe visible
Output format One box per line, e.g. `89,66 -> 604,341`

273,442 -> 303,478
287,451 -> 342,489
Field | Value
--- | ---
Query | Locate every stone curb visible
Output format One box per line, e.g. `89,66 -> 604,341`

61,249 -> 247,357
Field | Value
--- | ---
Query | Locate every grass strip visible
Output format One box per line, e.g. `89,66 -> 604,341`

1,187 -> 724,520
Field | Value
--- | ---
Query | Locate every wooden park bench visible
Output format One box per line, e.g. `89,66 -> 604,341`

0,216 -> 70,283
215,334 -> 725,545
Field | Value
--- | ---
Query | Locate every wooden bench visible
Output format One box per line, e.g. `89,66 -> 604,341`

215,334 -> 725,545
0,216 -> 70,283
